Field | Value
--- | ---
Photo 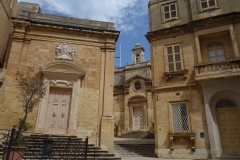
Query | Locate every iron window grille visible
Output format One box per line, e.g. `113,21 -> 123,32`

200,0 -> 218,11
216,99 -> 236,108
162,3 -> 178,21
171,103 -> 190,133
166,44 -> 183,72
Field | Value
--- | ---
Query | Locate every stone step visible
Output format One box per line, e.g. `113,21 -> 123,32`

0,134 -> 119,160
114,143 -> 155,158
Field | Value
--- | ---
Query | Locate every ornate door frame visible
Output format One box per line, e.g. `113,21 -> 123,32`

128,96 -> 147,130
35,62 -> 86,135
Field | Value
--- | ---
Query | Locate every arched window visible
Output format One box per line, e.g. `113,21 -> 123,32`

216,99 -> 236,109
208,42 -> 225,63
136,54 -> 140,62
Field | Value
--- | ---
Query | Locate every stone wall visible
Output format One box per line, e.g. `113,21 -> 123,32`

0,0 -> 12,67
0,10 -> 119,153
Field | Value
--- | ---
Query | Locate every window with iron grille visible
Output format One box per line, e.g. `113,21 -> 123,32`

166,44 -> 183,72
171,103 -> 189,133
200,0 -> 218,11
162,3 -> 178,21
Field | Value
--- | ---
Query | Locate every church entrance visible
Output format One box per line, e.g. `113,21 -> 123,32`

133,107 -> 144,130
216,99 -> 240,153
129,96 -> 147,131
45,88 -> 72,134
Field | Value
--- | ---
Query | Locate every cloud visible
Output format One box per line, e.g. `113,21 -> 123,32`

18,0 -> 149,32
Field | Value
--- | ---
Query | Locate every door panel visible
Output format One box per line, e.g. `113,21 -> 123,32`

133,107 -> 144,130
45,88 -> 72,134
217,108 -> 240,154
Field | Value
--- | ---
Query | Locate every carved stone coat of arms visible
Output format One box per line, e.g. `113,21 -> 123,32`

55,43 -> 75,61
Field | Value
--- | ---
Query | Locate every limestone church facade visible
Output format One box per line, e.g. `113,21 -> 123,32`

114,44 -> 153,134
0,1 -> 119,153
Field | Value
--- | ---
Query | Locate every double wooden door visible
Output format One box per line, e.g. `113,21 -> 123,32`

217,107 -> 240,153
45,88 -> 72,134
132,107 -> 144,130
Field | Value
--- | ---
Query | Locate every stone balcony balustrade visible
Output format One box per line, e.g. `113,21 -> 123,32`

194,59 -> 240,81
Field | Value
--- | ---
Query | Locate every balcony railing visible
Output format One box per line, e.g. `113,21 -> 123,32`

194,59 -> 240,81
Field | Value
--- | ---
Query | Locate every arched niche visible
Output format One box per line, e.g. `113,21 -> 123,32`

35,61 -> 86,135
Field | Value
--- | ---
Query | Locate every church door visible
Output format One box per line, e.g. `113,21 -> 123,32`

216,100 -> 240,153
132,107 -> 144,130
45,88 -> 72,134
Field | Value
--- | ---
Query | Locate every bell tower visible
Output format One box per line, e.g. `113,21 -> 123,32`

132,43 -> 145,64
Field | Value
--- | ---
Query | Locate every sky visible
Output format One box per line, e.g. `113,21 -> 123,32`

18,0 -> 151,67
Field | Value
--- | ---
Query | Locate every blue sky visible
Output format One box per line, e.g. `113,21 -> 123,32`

18,0 -> 150,67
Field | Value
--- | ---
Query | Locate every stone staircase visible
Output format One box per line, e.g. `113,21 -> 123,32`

114,131 -> 155,158
114,143 -> 155,158
0,134 -> 120,160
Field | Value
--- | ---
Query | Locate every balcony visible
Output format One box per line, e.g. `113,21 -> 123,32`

194,59 -> 240,81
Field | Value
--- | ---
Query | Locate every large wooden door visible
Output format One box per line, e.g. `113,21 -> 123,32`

217,107 -> 240,153
45,88 -> 72,134
132,107 -> 144,130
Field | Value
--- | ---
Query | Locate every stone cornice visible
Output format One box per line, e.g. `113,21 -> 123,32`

11,18 -> 120,42
145,12 -> 240,42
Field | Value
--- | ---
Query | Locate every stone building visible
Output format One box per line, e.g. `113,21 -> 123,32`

146,0 -> 240,159
114,44 -> 153,134
0,0 -> 18,83
0,1 -> 119,152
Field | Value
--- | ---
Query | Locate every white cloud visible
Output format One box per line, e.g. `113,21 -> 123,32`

18,0 -> 149,32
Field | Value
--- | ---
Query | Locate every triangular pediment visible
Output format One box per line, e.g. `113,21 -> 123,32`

123,75 -> 151,85
41,61 -> 86,78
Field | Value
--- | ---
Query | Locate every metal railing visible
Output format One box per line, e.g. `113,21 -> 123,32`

1,128 -> 90,160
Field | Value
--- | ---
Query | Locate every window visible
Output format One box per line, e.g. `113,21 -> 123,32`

162,3 -> 178,21
136,54 -> 140,63
171,103 -> 189,133
166,44 -> 183,72
134,81 -> 141,90
200,0 -> 218,11
208,42 -> 225,63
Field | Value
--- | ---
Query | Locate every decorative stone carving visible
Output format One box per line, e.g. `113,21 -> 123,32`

169,133 -> 196,151
50,80 -> 73,86
55,43 -> 75,61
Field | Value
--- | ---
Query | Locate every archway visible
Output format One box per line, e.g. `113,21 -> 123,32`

209,91 -> 240,155
215,99 -> 240,153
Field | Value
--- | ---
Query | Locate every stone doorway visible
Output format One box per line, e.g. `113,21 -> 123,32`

132,107 -> 144,130
216,99 -> 240,154
45,88 -> 72,134
129,96 -> 147,131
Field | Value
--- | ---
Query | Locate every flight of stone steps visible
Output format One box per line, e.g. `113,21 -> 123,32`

114,143 -> 155,158
114,131 -> 155,158
0,134 -> 120,160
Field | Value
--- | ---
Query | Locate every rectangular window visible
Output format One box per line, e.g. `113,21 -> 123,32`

200,0 -> 218,11
171,103 -> 189,133
166,44 -> 183,72
162,3 -> 178,21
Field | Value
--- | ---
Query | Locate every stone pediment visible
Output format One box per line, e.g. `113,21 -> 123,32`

41,61 -> 86,78
123,75 -> 152,85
